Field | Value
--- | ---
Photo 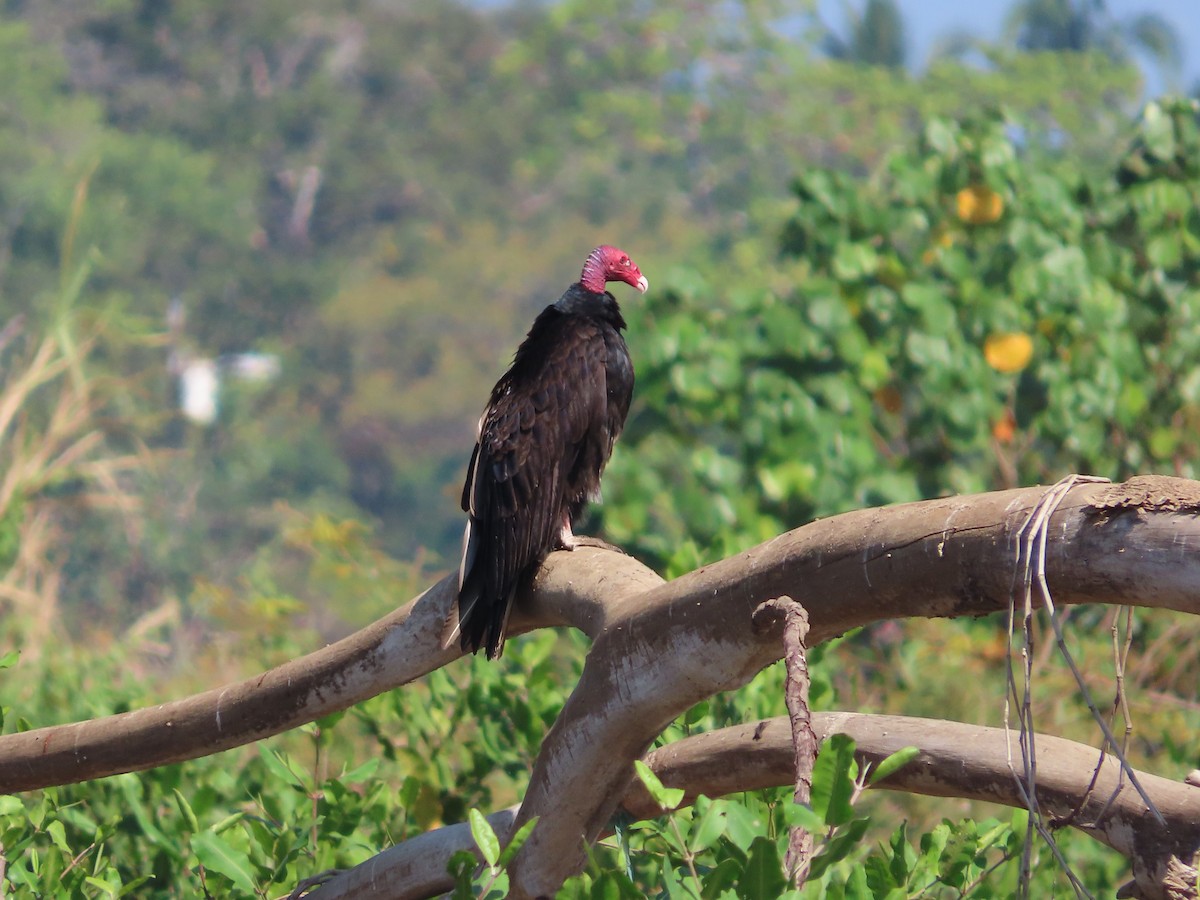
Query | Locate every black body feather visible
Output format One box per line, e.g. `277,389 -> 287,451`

455,283 -> 633,658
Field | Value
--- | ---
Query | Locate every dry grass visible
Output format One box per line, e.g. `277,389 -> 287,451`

0,315 -> 146,657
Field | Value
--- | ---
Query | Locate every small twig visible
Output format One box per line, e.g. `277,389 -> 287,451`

754,595 -> 817,884
58,841 -> 96,879
667,817 -> 703,894
952,843 -> 1019,898
1007,474 -> 1114,899
1106,606 -> 1137,808
1070,606 -> 1139,829
1029,479 -> 1164,826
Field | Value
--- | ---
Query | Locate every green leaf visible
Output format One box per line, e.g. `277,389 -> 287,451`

400,775 -> 421,810
809,818 -> 870,879
116,877 -> 154,898
661,858 -> 687,899
316,710 -> 347,731
887,822 -> 912,886
869,746 -> 920,784
1140,101 -> 1177,162
845,861 -> 873,900
689,800 -> 728,852
498,816 -> 538,867
469,808 -> 500,868
833,241 -> 880,281
191,831 -> 257,895
737,836 -> 787,900
46,820 -> 70,853
211,812 -> 244,835
447,849 -> 477,892
255,744 -> 306,791
1146,232 -> 1182,269
173,789 -> 201,833
339,756 -> 381,784
590,873 -> 648,900
0,650 -> 18,669
682,700 -> 710,726
590,871 -> 629,900
925,118 -> 958,157
1149,426 -> 1179,460
723,798 -> 769,852
484,871 -> 509,897
84,875 -> 119,898
634,760 -> 684,811
700,857 -> 741,898
780,802 -> 825,834
811,734 -> 858,826
1008,808 -> 1029,853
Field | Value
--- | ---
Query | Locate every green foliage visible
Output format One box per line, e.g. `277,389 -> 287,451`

1003,0 -> 1183,86
635,761 -> 686,812
0,617 -> 579,896
449,811 -> 538,898
0,0 -> 1194,895
0,0 -> 1152,609
558,736 -> 1102,897
608,99 -> 1200,573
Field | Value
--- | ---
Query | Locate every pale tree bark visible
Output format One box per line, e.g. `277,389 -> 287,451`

2,476 -> 1200,898
0,546 -> 662,793
313,714 -> 1200,900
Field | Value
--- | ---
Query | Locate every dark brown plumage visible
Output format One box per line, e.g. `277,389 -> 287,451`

447,245 -> 647,659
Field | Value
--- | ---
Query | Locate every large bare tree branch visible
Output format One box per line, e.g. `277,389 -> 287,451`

317,714 -> 1200,900
2,576 -> 457,793
2,476 -> 1200,897
637,716 -> 1200,900
0,547 -> 662,792
505,476 -> 1200,897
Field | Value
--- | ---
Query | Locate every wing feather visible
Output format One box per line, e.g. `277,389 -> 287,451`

454,310 -> 625,658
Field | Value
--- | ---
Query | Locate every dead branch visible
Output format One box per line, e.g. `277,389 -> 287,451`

1,476 -> 1199,895
0,552 -> 663,793
505,476 -> 1200,897
753,596 -> 817,880
638,715 -> 1200,900
315,713 -> 1200,900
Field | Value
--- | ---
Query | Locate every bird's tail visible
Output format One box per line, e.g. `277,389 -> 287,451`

442,517 -> 509,659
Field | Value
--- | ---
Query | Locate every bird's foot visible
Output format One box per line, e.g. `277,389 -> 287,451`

558,520 -> 578,550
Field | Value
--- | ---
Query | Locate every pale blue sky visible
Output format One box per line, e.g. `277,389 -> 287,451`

480,1 -> 1200,94
831,0 -> 1200,93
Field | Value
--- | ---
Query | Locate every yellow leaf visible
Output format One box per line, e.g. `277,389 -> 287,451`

956,185 -> 1004,224
984,332 -> 1034,373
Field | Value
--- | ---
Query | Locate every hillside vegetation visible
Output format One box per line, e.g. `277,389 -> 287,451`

1,0 -> 1198,895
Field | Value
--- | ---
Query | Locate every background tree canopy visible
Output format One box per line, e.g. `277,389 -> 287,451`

0,0 -> 1198,895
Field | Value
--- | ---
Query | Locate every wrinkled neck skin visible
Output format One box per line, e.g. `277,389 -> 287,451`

578,247 -> 609,293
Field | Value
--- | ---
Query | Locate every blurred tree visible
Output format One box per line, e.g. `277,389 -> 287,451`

606,100 -> 1200,574
820,0 -> 907,69
0,0 -> 1154,619
1004,0 -> 1182,88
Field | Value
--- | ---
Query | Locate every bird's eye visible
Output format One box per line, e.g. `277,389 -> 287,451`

622,257 -> 630,266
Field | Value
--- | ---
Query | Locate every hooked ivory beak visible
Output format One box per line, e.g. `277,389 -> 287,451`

636,275 -> 649,293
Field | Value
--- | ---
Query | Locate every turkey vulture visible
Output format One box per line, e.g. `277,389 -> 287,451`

446,245 -> 648,659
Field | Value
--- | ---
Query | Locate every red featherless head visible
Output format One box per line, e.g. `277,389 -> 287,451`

579,245 -> 648,295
